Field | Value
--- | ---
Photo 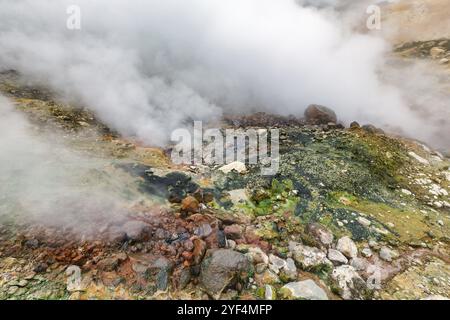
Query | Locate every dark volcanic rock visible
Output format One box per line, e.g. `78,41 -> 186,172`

199,249 -> 251,299
362,124 -> 384,135
304,104 -> 337,125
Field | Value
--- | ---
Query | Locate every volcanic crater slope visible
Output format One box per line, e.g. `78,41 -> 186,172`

0,71 -> 449,300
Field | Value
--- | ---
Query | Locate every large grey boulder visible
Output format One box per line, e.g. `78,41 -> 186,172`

199,249 -> 251,299
281,280 -> 329,300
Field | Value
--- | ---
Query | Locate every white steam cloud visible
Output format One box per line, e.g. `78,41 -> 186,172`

0,95 -> 141,236
0,0 -> 448,149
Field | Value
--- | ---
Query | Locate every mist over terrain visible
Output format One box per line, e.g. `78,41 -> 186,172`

0,0 -> 447,148
0,95 -> 134,234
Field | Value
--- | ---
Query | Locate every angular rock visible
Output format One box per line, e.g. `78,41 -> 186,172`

199,249 -> 251,299
350,258 -> 369,272
192,238 -> 207,265
379,247 -> 398,262
304,104 -> 337,125
219,161 -> 247,174
224,224 -> 244,240
280,258 -> 298,281
265,285 -> 276,300
357,217 -> 371,227
289,242 -> 332,271
149,257 -> 174,291
361,247 -> 373,258
173,266 -> 191,290
331,265 -> 368,300
328,249 -> 348,266
281,280 -> 328,300
268,254 -> 286,274
255,269 -> 281,286
336,236 -> 358,259
194,223 -> 213,238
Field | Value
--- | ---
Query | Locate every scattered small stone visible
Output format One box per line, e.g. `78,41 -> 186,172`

408,152 -> 429,165
268,254 -> 286,274
379,247 -> 398,262
281,258 -> 297,281
24,239 -> 39,249
328,249 -> 348,266
336,236 -> 358,259
194,223 -> 213,238
357,217 -> 371,227
255,263 -> 267,274
219,161 -> 247,174
264,285 -> 276,300
401,189 -> 413,196
281,280 -> 328,300
181,196 -> 200,213
226,239 -> 236,249
361,247 -> 373,258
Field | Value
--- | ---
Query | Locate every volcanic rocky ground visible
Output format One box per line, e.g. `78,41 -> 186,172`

0,65 -> 449,300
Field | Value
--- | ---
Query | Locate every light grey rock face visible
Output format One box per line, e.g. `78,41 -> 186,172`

361,247 -> 373,258
350,258 -> 369,272
268,254 -> 287,274
357,217 -> 371,227
281,258 -> 298,281
331,265 -> 367,300
281,280 -> 328,300
328,249 -> 348,266
199,249 -> 250,299
289,242 -> 332,271
336,236 -> 358,259
379,247 -> 398,262
265,285 -> 276,300
219,161 -> 247,174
